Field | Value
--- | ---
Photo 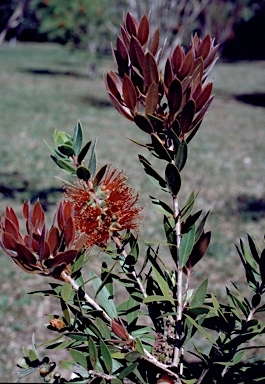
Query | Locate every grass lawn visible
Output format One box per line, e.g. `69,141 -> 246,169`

0,42 -> 264,382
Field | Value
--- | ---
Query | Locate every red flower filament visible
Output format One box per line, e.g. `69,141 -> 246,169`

64,165 -> 142,248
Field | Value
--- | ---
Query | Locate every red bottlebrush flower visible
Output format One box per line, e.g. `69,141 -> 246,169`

0,200 -> 86,280
64,164 -> 142,248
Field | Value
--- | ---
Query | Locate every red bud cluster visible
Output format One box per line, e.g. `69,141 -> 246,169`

105,12 -> 219,147
0,200 -> 86,280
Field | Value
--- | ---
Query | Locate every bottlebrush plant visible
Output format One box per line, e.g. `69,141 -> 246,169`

1,11 -> 265,384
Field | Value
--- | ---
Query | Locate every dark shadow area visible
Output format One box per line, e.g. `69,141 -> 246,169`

235,93 -> 265,107
81,95 -> 112,108
0,173 -> 64,212
236,194 -> 265,221
21,67 -> 88,79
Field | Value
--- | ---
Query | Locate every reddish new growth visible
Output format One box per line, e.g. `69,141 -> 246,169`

0,200 -> 86,280
64,164 -> 142,248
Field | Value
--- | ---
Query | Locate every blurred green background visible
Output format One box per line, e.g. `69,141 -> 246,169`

0,1 -> 265,382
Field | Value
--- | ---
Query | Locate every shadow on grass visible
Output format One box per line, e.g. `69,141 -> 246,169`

0,174 -> 64,212
20,68 -> 88,79
234,93 -> 265,107
236,194 -> 265,220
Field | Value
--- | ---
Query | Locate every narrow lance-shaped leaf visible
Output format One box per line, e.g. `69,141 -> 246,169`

175,139 -> 188,172
100,340 -> 113,374
151,134 -> 172,162
134,114 -> 153,133
152,266 -> 174,304
143,52 -> 159,87
179,224 -> 195,268
145,81 -> 158,116
77,140 -> 92,165
190,278 -> 208,308
72,120 -> 83,155
122,74 -> 137,110
180,99 -> 196,136
168,78 -> 182,115
88,337 -> 98,369
137,14 -> 149,46
165,162 -> 181,196
138,155 -> 170,193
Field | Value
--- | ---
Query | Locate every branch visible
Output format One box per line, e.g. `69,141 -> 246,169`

61,270 -> 112,323
172,196 -> 184,371
112,235 -> 148,299
61,269 -> 180,381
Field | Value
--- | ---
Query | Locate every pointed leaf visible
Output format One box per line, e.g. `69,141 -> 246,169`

134,114 -> 153,133
123,74 -> 137,110
100,340 -> 113,374
138,155 -> 170,193
60,283 -> 72,302
149,27 -> 160,56
184,314 -> 217,345
179,224 -> 195,267
153,266 -> 174,304
145,81 -> 158,115
190,279 -> 208,308
88,337 -> 98,369
180,99 -> 196,136
77,140 -> 92,165
151,134 -> 172,161
168,79 -> 182,115
90,271 -> 117,319
50,156 -> 76,175
175,140 -> 188,171
72,121 -> 83,155
69,349 -> 87,369
165,162 -> 181,196
137,14 -> 149,46
150,196 -> 174,216
143,52 -> 159,86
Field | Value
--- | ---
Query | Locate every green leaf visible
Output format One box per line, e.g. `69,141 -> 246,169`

165,162 -> 181,196
135,338 -> 145,355
50,156 -> 76,175
190,278 -> 208,308
138,155 -> 170,193
152,266 -> 174,304
60,299 -> 71,325
60,283 -> 72,302
143,294 -> 174,304
72,120 -> 83,155
127,296 -> 140,327
95,317 -> 111,339
69,349 -> 87,369
119,362 -> 138,379
184,314 -> 217,345
179,224 -> 195,267
134,114 -> 153,133
77,140 -> 92,165
150,196 -> 174,216
90,271 -> 117,319
76,165 -> 91,181
125,351 -> 141,362
175,139 -> 188,172
195,211 -> 210,242
260,249 -> 265,286
88,337 -> 98,368
58,144 -> 75,157
88,138 -> 97,178
151,134 -> 172,161
100,340 -> 113,374
181,191 -> 196,220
